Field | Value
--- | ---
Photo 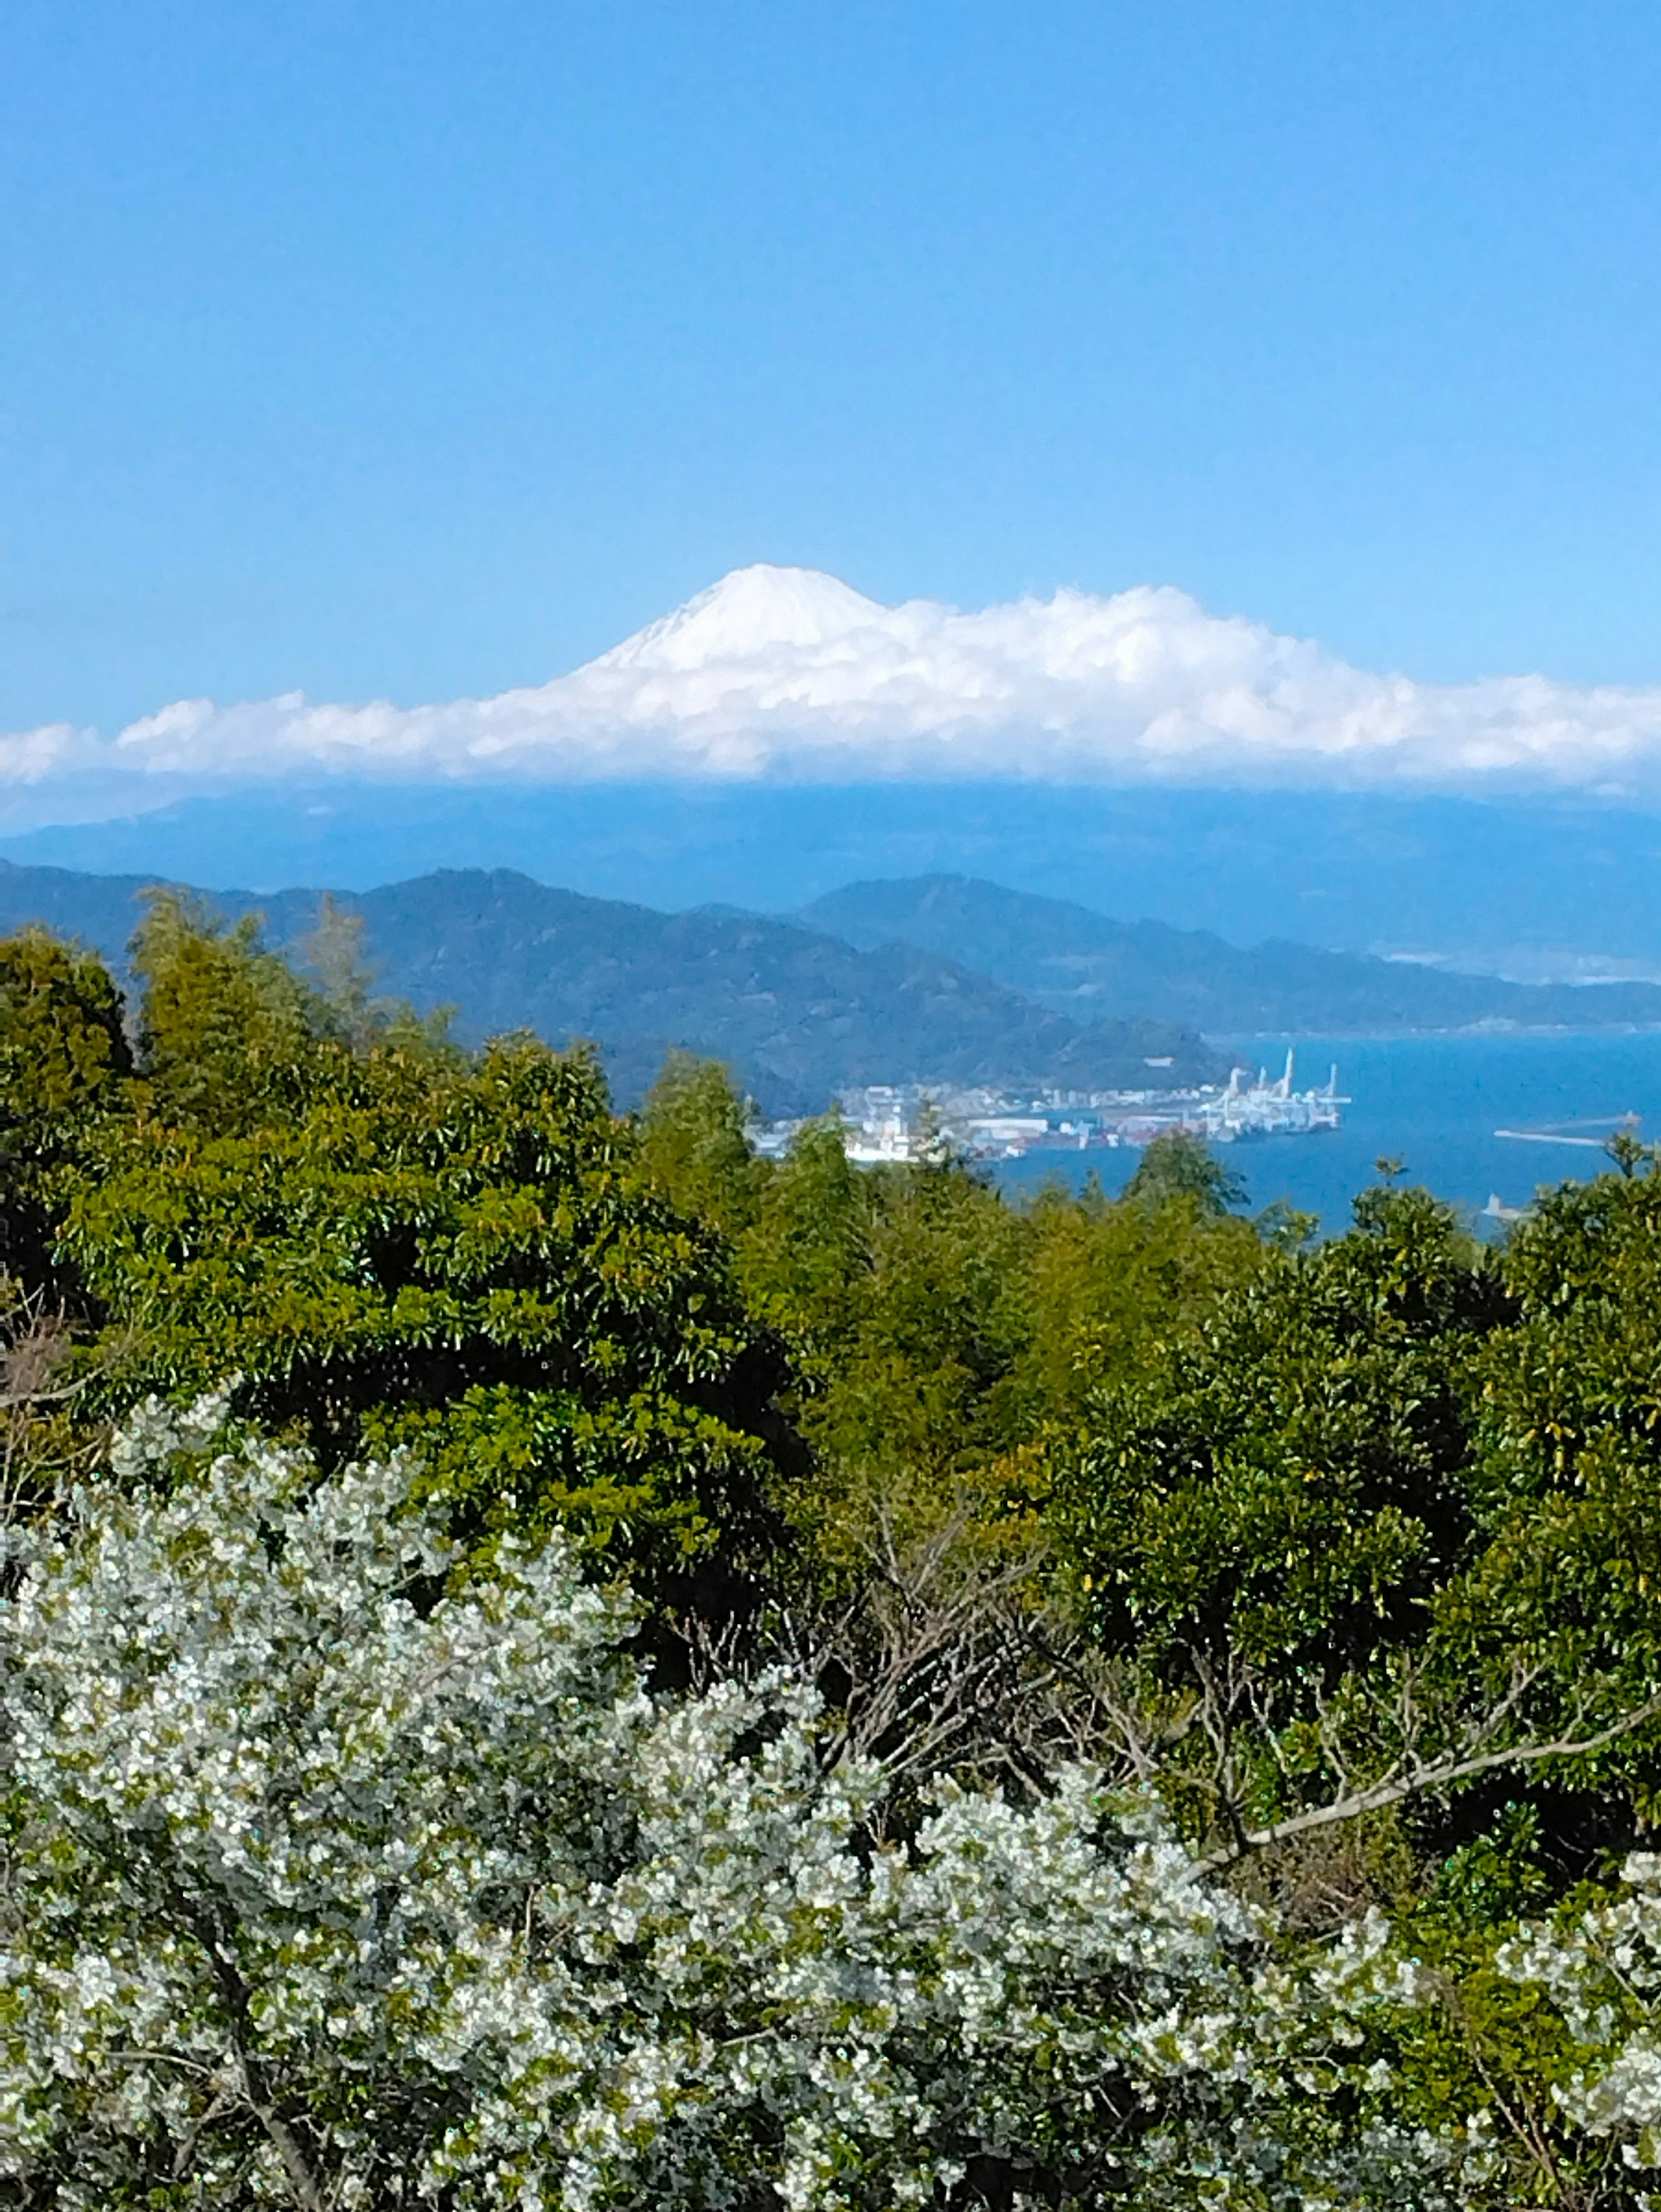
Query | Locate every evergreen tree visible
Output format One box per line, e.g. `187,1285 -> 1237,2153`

0,928 -> 132,1298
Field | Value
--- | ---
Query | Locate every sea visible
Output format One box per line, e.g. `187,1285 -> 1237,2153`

991,1032 -> 1661,1237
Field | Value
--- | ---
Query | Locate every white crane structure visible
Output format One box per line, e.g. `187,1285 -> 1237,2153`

1190,1050 -> 1348,1144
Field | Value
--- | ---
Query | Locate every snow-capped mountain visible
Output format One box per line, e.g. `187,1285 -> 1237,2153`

6,561 -> 1661,827
592,565 -> 889,671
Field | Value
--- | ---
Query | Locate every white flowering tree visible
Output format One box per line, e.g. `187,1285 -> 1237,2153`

0,1399 -> 1459,2210
1497,1852 -> 1661,2205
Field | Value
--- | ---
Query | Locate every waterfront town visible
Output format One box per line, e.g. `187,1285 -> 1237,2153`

754,1051 -> 1349,1164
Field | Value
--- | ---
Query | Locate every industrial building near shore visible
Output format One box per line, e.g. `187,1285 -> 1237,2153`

753,1053 -> 1348,1165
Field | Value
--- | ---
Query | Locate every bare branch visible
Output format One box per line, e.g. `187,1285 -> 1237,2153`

0,1281 -> 109,1523
1198,1693 -> 1661,1871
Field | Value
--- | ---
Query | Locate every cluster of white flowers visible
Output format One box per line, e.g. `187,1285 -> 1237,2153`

1500,1851 -> 1661,2193
0,1399 -> 1475,2209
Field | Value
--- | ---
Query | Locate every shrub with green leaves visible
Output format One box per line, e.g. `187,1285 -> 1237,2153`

638,1061 -> 1263,1598
65,1030 -> 787,1587
1055,1162 -> 1661,1956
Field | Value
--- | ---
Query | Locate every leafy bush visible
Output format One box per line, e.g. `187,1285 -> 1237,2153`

65,1031 -> 787,1590
0,927 -> 131,1298
1052,1187 -> 1514,1860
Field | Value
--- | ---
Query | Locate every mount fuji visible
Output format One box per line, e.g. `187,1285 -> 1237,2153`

9,566 -> 1661,973
591,565 -> 889,671
11,563 -> 1661,830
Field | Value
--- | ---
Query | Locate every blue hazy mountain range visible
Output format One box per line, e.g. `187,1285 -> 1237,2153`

6,854 -> 1661,1118
8,783 -> 1661,979
0,861 -> 1222,1113
798,876 -> 1661,1033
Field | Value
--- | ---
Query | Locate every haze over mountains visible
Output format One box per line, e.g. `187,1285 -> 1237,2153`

323,872 -> 1221,1109
10,785 -> 1661,986
0,860 -> 1219,1112
802,876 -> 1661,1034
6,856 -> 1661,1116
12,565 -> 1661,990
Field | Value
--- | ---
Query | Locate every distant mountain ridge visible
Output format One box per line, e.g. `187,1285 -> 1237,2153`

799,875 -> 1661,1035
0,859 -> 1221,1113
8,858 -> 1661,1122
10,785 -> 1661,978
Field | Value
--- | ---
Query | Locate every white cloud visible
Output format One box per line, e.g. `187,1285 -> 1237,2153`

6,564 -> 1661,822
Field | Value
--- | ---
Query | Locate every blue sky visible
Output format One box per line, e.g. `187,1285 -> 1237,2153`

5,0 -> 1661,742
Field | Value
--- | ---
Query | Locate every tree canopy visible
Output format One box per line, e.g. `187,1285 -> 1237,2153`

7,907 -> 1661,2206
7,906 -> 790,1602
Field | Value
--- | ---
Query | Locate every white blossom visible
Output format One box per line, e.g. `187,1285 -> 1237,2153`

1500,1851 -> 1661,2183
0,1404 -> 1467,2208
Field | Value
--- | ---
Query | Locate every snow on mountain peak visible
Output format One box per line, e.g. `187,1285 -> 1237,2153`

592,565 -> 888,673
10,564 -> 1661,806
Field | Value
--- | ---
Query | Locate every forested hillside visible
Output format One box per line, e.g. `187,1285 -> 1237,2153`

805,871 -> 1661,1029
13,784 -> 1661,973
313,867 -> 1222,1105
6,898 -> 1661,2207
0,858 -> 1222,1107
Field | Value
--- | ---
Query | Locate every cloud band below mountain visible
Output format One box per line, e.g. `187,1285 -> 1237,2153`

7,565 -> 1661,820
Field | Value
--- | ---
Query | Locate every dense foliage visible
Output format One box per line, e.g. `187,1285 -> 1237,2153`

6,906 -> 1661,2205
638,1060 -> 1261,1580
0,1401 -> 1457,2212
0,928 -> 131,1295
6,901 -> 790,1603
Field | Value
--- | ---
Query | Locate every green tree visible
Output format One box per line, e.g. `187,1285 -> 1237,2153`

637,1050 -> 763,1241
1052,1184 -> 1517,1866
1055,1163 -> 1661,1929
1446,1149 -> 1661,1850
20,916 -> 792,1603
1123,1126 -> 1247,1215
631,1080 -> 1274,1642
131,890 -> 330,1125
797,1147 -> 1029,1494
735,1112 -> 869,1366
294,889 -> 455,1056
1013,1169 -> 1263,1425
730,1127 -> 1039,1593
633,1094 -> 1272,1783
0,928 -> 132,1298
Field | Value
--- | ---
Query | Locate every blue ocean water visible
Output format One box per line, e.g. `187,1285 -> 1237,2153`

993,1032 -> 1661,1236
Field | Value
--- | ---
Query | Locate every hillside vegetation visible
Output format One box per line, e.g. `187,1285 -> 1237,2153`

6,899 -> 1661,2206
12,783 -> 1661,970
805,871 -> 1661,1030
16,858 -> 1661,1138
0,859 -> 1223,1109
